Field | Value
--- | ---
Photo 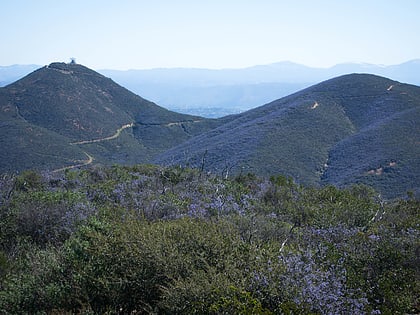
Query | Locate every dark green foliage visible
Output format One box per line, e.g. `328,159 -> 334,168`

208,286 -> 273,314
0,117 -> 88,173
0,166 -> 418,314
14,170 -> 45,192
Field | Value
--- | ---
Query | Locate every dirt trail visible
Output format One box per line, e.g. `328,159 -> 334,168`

54,123 -> 133,172
54,120 -> 198,171
53,152 -> 94,172
310,102 -> 319,109
164,120 -> 202,127
71,123 -> 134,145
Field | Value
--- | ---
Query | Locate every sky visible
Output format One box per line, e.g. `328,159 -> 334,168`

1,0 -> 420,70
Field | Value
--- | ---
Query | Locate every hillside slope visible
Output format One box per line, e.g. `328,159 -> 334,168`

0,62 -> 221,172
156,74 -> 420,198
2,65 -> 418,198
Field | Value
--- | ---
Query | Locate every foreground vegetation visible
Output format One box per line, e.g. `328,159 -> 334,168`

0,165 -> 418,314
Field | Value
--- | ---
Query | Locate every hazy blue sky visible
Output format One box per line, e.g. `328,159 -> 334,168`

1,0 -> 419,69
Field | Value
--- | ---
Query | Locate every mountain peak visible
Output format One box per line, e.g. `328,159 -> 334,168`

44,61 -> 105,78
0,63 -> 219,172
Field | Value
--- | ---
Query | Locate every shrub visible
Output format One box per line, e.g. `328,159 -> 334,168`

0,166 -> 418,314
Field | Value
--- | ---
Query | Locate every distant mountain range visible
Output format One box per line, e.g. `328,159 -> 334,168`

0,62 -> 419,198
0,64 -> 39,86
2,60 -> 420,117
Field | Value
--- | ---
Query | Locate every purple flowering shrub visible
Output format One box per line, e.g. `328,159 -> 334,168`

0,172 -> 96,250
0,165 -> 418,314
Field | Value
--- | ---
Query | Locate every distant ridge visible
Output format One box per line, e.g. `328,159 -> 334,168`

99,59 -> 420,116
0,64 -> 39,86
2,60 -> 420,117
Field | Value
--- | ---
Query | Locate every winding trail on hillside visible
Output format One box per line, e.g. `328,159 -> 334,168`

53,123 -> 134,172
53,119 -> 200,172
70,123 -> 134,145
135,120 -> 203,127
164,120 -> 202,127
53,151 -> 94,173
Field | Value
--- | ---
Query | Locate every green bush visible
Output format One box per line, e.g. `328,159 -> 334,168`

0,166 -> 418,314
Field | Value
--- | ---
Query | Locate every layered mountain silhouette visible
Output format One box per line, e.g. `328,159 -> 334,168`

1,62 -> 419,198
3,60 -> 420,117
99,60 -> 420,117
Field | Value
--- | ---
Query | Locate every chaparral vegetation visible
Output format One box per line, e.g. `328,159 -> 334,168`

0,165 -> 418,314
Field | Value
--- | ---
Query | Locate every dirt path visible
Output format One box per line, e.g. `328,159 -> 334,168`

310,102 -> 319,109
54,123 -> 134,172
54,120 -> 197,171
71,123 -> 134,145
53,151 -> 94,172
164,120 -> 202,127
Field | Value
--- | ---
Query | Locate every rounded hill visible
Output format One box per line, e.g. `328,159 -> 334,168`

156,74 -> 420,198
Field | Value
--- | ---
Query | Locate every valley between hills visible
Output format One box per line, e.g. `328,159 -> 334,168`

0,62 -> 419,199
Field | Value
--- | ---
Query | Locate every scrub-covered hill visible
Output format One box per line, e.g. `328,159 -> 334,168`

156,74 -> 420,198
0,62 -> 221,172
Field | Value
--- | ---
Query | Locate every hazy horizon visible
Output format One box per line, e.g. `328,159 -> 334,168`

1,58 -> 419,72
1,0 -> 420,70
